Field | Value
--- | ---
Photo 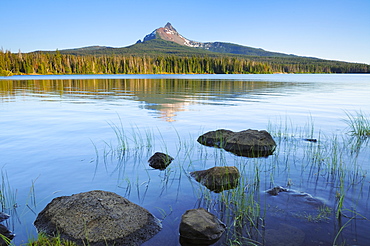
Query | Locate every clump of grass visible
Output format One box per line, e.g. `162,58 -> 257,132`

27,233 -> 78,246
344,111 -> 370,137
0,169 -> 17,211
107,119 -> 156,157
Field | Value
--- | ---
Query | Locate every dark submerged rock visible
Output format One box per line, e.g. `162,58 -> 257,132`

148,152 -> 174,170
290,191 -> 324,207
190,166 -> 240,193
34,190 -> 162,246
266,187 -> 324,207
266,186 -> 288,196
197,129 -> 276,157
264,223 -> 305,246
179,208 -> 226,246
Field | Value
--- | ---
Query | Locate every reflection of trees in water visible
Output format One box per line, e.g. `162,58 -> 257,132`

0,79 -> 302,121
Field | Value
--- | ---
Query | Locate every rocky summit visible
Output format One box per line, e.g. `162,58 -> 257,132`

142,22 -> 204,47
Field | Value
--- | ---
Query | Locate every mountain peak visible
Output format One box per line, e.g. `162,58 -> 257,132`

164,22 -> 176,32
142,22 -> 203,48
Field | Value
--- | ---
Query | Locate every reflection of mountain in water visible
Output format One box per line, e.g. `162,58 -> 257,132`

0,79 -> 304,122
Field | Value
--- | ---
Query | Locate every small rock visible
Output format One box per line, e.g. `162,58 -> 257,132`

179,208 -> 226,245
148,152 -> 174,170
191,166 -> 240,193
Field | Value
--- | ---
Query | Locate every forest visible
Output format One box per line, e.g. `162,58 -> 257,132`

1,49 -> 369,76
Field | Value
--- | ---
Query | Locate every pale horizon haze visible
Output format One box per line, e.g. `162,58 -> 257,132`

1,0 -> 369,64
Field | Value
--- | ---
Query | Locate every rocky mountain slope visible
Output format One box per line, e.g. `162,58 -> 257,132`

57,22 -> 298,58
137,22 -> 295,57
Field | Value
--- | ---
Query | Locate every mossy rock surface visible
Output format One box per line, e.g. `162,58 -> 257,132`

34,190 -> 162,246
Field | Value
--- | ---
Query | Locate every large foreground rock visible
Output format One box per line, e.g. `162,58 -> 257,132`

34,190 -> 161,246
179,208 -> 226,245
0,224 -> 15,245
191,166 -> 240,193
197,129 -> 276,157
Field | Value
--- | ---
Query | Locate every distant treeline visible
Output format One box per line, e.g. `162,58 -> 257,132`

1,50 -> 369,76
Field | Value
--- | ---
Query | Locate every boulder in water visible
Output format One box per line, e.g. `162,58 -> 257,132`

191,166 -> 240,193
148,152 -> 174,170
34,190 -> 162,246
179,208 -> 226,245
198,129 -> 276,157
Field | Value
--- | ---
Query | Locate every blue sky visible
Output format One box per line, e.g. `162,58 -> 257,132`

1,0 -> 369,64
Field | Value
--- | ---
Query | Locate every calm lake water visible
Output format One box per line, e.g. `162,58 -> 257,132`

0,74 -> 369,245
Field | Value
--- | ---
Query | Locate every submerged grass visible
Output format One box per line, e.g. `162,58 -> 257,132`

303,205 -> 332,223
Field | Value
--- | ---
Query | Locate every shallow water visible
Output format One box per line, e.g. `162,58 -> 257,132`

0,74 -> 369,245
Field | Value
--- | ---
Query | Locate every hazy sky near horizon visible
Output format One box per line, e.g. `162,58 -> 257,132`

1,0 -> 369,64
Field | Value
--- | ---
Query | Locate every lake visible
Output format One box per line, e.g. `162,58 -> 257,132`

0,74 -> 369,245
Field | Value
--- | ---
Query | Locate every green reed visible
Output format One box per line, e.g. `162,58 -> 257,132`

27,233 -> 78,246
344,110 -> 370,137
0,170 -> 17,211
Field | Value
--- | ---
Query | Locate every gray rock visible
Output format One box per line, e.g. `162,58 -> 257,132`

191,166 -> 240,193
179,208 -> 226,245
34,190 -> 161,246
198,129 -> 276,157
148,152 -> 174,170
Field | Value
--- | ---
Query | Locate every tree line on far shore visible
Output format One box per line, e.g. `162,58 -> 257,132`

1,50 -> 369,76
